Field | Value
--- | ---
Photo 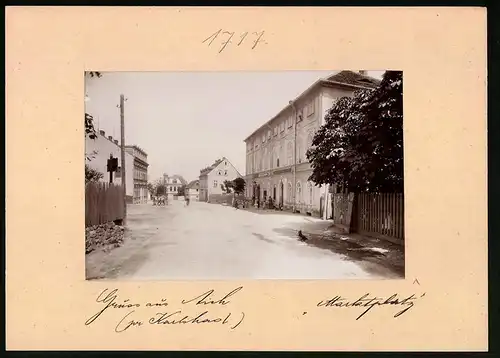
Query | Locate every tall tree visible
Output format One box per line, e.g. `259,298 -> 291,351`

155,184 -> 166,196
221,180 -> 234,194
84,71 -> 101,140
85,164 -> 104,184
232,177 -> 246,195
306,71 -> 403,192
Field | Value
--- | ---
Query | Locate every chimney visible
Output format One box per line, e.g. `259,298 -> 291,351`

114,140 -> 119,145
108,136 -> 113,141
359,70 -> 367,75
99,130 -> 105,136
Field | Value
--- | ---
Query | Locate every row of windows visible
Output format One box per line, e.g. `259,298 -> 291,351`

248,99 -> 316,152
248,181 -> 316,206
134,170 -> 147,180
246,132 -> 315,174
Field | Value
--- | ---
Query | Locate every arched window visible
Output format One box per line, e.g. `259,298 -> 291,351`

296,181 -> 302,203
308,181 -> 314,205
279,144 -> 284,166
287,141 -> 293,166
296,137 -> 303,164
270,147 -> 274,169
274,146 -> 279,168
306,132 -> 314,150
263,148 -> 268,170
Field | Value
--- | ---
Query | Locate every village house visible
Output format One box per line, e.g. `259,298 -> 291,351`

85,129 -> 134,201
243,70 -> 380,217
163,174 -> 187,200
199,157 -> 242,202
185,180 -> 200,202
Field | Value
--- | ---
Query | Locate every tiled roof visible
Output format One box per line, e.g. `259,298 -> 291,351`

200,158 -> 224,174
172,175 -> 187,185
326,70 -> 381,88
243,71 -> 382,141
186,180 -> 199,189
163,173 -> 187,184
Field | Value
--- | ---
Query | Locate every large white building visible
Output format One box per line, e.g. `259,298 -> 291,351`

199,157 -> 242,202
243,71 -> 381,217
125,145 -> 149,204
163,174 -> 187,200
85,129 -> 134,200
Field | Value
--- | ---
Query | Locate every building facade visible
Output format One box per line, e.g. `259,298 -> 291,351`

85,129 -> 134,199
125,145 -> 149,203
186,180 -> 200,201
163,174 -> 187,200
199,157 -> 242,202
243,71 -> 380,217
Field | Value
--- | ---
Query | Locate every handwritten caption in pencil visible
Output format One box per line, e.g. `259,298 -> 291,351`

85,287 -> 245,333
202,29 -> 267,53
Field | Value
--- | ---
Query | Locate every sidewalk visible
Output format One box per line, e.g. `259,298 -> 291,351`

298,221 -> 405,278
220,201 -> 404,277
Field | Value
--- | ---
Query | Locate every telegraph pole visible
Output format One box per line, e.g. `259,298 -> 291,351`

120,94 -> 127,222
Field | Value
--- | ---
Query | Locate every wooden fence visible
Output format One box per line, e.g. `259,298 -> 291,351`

329,192 -> 404,242
85,182 -> 125,227
354,193 -> 405,242
332,193 -> 355,232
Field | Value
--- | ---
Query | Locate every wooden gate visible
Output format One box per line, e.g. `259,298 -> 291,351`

355,193 -> 404,242
332,193 -> 355,233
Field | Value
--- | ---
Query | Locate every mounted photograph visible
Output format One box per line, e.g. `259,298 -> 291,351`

84,70 -> 404,280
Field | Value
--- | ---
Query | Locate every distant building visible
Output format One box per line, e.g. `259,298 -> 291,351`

163,174 -> 187,200
85,129 -> 134,201
186,180 -> 200,201
125,145 -> 149,203
243,70 -> 381,217
199,157 -> 242,202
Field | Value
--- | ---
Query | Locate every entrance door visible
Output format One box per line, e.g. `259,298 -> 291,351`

273,186 -> 276,201
280,182 -> 284,206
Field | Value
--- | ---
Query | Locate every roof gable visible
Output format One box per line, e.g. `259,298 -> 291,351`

325,70 -> 381,88
211,157 -> 242,178
186,180 -> 199,189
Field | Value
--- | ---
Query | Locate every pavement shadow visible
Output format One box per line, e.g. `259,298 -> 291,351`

273,226 -> 405,278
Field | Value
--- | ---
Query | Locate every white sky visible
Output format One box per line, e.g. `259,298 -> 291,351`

85,70 -> 385,183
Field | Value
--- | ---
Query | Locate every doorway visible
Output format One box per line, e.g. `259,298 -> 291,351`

280,181 -> 284,207
273,186 -> 276,201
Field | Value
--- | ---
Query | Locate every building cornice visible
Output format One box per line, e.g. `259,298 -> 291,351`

243,78 -> 377,142
133,157 -> 149,167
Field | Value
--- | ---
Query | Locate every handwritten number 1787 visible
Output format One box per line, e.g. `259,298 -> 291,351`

203,29 -> 267,53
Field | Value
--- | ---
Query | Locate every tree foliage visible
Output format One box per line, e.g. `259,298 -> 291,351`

85,164 -> 104,184
177,185 -> 186,196
85,72 -> 102,140
232,177 -> 246,195
220,178 -> 245,195
221,180 -> 234,194
306,71 -> 403,193
155,184 -> 166,196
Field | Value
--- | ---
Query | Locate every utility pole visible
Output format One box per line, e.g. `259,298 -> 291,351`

289,100 -> 297,213
120,94 -> 127,222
